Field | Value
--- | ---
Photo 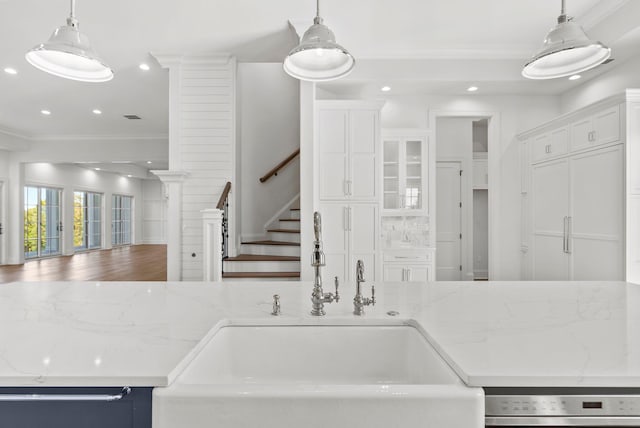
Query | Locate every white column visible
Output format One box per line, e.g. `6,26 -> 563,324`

6,157 -> 24,265
152,170 -> 188,281
202,209 -> 223,282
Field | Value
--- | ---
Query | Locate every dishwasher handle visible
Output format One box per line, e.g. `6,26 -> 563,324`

0,387 -> 131,402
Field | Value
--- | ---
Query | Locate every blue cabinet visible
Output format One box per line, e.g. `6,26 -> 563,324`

0,387 -> 152,428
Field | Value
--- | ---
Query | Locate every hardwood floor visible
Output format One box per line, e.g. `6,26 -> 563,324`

0,245 -> 167,283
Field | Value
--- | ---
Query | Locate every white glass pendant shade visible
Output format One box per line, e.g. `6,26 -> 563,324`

523,8 -> 610,79
26,4 -> 113,83
284,9 -> 355,82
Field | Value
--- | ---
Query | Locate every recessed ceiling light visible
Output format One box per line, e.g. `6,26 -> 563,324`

467,86 -> 479,92
41,109 -> 51,115
381,86 -> 391,92
146,161 -> 152,164
92,109 -> 102,115
95,167 -> 101,171
568,74 -> 582,81
127,174 -> 133,178
4,67 -> 17,75
139,63 -> 150,71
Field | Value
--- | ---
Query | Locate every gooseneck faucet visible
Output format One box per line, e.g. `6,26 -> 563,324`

353,259 -> 375,316
310,212 -> 339,316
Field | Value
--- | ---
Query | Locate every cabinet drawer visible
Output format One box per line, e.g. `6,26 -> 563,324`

383,252 -> 431,262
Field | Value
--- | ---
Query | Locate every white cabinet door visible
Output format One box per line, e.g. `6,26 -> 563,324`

350,203 -> 378,282
350,110 -> 378,200
319,203 -> 348,284
569,146 -> 623,280
593,105 -> 620,146
405,265 -> 431,281
571,118 -> 593,152
531,133 -> 550,162
318,110 -> 348,200
531,158 -> 570,280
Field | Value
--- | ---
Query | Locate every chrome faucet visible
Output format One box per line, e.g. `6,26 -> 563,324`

353,259 -> 375,316
310,212 -> 339,316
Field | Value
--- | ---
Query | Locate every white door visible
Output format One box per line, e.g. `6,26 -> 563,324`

531,159 -> 570,280
436,162 -> 462,280
570,146 -> 623,280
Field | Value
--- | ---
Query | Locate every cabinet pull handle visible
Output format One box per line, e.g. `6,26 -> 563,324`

343,207 -> 348,231
344,180 -> 348,196
567,216 -> 572,254
348,180 -> 352,196
0,387 -> 131,402
402,268 -> 406,282
348,207 -> 352,231
563,216 -> 568,253
407,268 -> 412,281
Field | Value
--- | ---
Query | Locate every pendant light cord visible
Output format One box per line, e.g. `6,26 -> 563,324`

558,0 -> 568,23
314,0 -> 323,25
67,0 -> 79,28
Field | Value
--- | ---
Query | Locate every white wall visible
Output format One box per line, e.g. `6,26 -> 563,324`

0,150 -> 8,264
141,179 -> 167,244
23,163 -> 144,258
321,93 -> 560,279
237,63 -> 300,241
561,55 -> 640,113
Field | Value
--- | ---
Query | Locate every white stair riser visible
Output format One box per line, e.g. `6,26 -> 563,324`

223,260 -> 300,273
278,220 -> 301,230
268,232 -> 300,243
240,244 -> 300,257
289,210 -> 300,220
223,276 -> 300,282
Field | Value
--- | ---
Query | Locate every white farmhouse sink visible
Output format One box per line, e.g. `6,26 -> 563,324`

153,323 -> 483,428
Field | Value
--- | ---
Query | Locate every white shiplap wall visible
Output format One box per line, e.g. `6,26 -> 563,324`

155,54 -> 236,280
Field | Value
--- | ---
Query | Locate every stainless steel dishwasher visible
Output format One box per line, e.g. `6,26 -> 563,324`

485,388 -> 640,427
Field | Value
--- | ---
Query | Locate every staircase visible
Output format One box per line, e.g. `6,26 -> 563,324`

222,208 -> 301,280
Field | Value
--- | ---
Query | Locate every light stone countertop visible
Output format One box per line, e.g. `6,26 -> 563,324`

0,280 -> 638,388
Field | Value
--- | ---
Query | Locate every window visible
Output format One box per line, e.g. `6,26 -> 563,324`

74,191 -> 102,251
112,194 -> 133,246
24,186 -> 62,259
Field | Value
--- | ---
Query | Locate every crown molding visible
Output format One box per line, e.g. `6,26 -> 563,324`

578,0 -> 630,31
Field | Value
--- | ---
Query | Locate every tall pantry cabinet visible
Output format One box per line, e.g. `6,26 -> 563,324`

520,91 -> 640,281
316,101 -> 384,284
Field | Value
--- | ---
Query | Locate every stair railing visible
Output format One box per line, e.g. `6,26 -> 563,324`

259,148 -> 300,183
216,182 -> 232,261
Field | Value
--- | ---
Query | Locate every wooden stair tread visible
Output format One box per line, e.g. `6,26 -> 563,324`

223,272 -> 300,278
267,229 -> 300,233
290,208 -> 300,211
279,219 -> 300,222
242,240 -> 301,246
225,254 -> 300,262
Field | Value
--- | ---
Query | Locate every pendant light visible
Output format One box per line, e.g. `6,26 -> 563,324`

522,0 -> 610,80
284,0 -> 355,82
25,0 -> 113,83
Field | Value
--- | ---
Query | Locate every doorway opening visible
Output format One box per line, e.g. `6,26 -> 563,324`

24,186 -> 63,259
433,113 -> 498,280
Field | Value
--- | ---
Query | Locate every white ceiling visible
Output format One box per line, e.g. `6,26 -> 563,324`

0,0 -> 638,141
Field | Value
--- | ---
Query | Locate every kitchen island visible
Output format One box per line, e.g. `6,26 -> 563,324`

0,280 -> 639,426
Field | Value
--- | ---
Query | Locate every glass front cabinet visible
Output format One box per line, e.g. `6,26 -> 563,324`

382,132 -> 429,215
381,129 -> 435,281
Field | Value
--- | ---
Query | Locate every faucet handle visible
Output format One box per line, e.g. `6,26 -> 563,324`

334,276 -> 340,302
